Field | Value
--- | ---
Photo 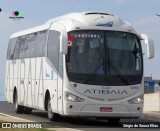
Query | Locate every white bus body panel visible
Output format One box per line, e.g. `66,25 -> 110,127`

61,61 -> 144,117
5,57 -> 61,110
19,59 -> 25,105
5,11 -> 148,119
45,58 -> 58,112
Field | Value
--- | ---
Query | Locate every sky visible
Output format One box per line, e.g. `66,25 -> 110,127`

0,0 -> 160,100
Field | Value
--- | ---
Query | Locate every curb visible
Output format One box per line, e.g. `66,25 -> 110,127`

142,112 -> 160,122
0,113 -> 34,122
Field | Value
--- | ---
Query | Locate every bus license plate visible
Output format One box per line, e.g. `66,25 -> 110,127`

100,107 -> 113,112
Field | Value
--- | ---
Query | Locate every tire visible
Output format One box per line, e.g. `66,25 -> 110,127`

14,91 -> 24,114
24,107 -> 32,114
108,118 -> 120,125
47,97 -> 60,121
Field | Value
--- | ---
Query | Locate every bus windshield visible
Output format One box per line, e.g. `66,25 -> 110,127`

66,30 -> 143,86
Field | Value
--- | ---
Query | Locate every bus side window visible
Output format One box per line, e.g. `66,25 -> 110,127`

10,35 -> 28,59
47,30 -> 61,73
19,30 -> 47,59
34,30 -> 47,57
7,39 -> 12,60
9,37 -> 18,60
7,37 -> 18,60
8,29 -> 48,60
24,33 -> 37,58
18,35 -> 28,59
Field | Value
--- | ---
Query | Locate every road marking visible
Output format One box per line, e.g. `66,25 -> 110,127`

0,112 -> 83,131
0,112 -> 34,122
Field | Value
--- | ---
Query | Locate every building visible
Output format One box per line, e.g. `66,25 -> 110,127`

144,76 -> 160,94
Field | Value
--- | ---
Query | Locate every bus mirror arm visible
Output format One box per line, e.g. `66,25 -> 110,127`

140,34 -> 154,59
60,30 -> 68,55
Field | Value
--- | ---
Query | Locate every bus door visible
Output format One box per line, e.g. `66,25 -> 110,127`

57,53 -> 63,114
47,29 -> 63,113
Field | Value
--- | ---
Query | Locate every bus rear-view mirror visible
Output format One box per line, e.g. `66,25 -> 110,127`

140,34 -> 154,59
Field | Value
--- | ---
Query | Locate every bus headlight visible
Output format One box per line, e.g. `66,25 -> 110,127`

128,95 -> 144,104
65,92 -> 84,102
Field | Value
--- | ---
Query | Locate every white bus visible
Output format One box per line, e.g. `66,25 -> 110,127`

5,12 -> 154,124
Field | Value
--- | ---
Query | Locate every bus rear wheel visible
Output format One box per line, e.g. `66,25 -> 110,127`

24,107 -> 32,114
47,97 -> 60,121
14,91 -> 24,114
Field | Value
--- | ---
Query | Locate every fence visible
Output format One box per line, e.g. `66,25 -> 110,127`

143,92 -> 160,112
144,85 -> 160,94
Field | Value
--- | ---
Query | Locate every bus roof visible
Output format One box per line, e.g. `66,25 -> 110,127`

10,24 -> 50,38
45,11 -> 115,24
10,11 -> 137,38
45,11 -> 135,33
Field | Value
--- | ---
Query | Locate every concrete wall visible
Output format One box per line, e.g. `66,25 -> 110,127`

143,93 -> 160,112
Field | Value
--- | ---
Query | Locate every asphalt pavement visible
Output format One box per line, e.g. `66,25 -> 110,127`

0,101 -> 160,130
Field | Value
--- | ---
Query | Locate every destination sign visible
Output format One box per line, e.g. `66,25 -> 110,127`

74,33 -> 100,39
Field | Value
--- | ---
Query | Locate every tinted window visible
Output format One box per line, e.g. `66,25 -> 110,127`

47,31 -> 60,71
34,30 -> 47,57
7,30 -> 47,59
7,38 -> 18,60
19,33 -> 37,59
66,30 -> 143,86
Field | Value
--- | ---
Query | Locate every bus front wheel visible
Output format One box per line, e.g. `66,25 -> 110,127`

47,97 -> 60,121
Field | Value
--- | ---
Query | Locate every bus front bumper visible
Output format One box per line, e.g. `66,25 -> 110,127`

63,103 -> 143,118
